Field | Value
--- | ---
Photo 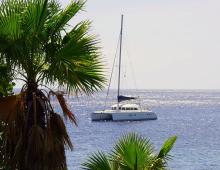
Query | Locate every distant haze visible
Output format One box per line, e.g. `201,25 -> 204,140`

17,0 -> 220,89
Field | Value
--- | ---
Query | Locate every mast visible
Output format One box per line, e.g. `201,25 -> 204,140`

117,14 -> 123,107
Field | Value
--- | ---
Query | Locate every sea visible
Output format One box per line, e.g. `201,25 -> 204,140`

52,89 -> 220,170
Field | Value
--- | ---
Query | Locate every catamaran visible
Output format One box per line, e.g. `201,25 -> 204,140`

91,15 -> 157,121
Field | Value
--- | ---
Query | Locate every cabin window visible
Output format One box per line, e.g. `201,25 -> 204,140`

125,107 -> 133,110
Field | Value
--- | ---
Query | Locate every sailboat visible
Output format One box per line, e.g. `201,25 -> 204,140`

91,15 -> 157,121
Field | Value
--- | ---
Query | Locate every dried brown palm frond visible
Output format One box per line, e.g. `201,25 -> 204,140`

13,133 -> 26,169
0,95 -> 17,122
1,93 -> 26,168
49,91 -> 77,125
44,125 -> 54,153
4,103 -> 25,143
44,112 -> 71,170
45,133 -> 67,170
25,125 -> 45,170
1,89 -> 74,170
0,92 -> 25,123
50,112 -> 73,150
3,104 -> 26,169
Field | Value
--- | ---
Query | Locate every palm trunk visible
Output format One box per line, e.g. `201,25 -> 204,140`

26,81 -> 46,129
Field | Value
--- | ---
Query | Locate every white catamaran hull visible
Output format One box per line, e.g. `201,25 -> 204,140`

111,111 -> 157,121
91,110 -> 157,121
91,111 -> 112,121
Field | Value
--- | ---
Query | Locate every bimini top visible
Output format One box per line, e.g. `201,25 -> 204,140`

111,103 -> 140,110
118,95 -> 136,102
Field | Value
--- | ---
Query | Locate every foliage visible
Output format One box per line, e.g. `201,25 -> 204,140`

0,0 -> 105,94
0,0 -> 105,169
82,133 -> 177,170
0,62 -> 15,97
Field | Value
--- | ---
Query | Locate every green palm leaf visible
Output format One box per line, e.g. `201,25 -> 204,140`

82,133 -> 177,170
0,0 -> 105,94
47,0 -> 85,35
22,0 -> 49,37
82,151 -> 113,170
112,133 -> 154,170
149,136 -> 177,170
158,136 -> 177,159
43,20 -> 105,93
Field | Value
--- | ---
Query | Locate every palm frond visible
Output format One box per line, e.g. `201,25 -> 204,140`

47,0 -> 85,35
43,20 -> 105,94
111,133 -> 154,169
158,136 -> 177,159
149,136 -> 177,170
25,125 -> 44,170
50,112 -> 73,150
82,133 -> 177,170
44,124 -> 67,170
22,0 -> 49,39
82,151 -> 112,170
49,90 -> 77,125
0,11 -> 21,40
0,0 -> 105,94
0,0 -> 24,40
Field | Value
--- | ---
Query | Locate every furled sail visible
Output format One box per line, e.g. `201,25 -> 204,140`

117,95 -> 136,102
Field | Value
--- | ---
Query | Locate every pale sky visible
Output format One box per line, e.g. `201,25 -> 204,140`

61,0 -> 220,89
23,0 -> 220,89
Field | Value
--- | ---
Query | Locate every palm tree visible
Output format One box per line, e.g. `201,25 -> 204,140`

82,133 -> 177,170
0,0 -> 105,169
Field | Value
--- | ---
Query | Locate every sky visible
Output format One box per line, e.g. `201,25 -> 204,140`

54,1 -> 220,89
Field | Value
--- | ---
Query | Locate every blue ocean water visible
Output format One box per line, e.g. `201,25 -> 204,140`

57,90 -> 220,170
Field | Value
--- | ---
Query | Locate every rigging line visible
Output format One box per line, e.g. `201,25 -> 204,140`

123,37 -> 138,91
104,34 -> 121,109
123,33 -> 152,110
123,40 -> 158,110
123,40 -> 142,108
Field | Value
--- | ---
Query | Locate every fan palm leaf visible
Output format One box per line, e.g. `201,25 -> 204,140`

82,133 -> 177,170
149,136 -> 177,170
47,0 -> 85,35
43,20 -> 104,94
82,151 -> 114,170
111,133 -> 155,170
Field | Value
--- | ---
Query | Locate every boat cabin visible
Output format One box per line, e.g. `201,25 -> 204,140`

111,103 -> 139,110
